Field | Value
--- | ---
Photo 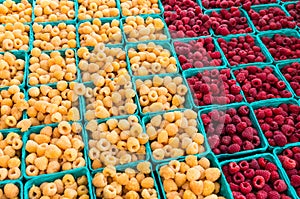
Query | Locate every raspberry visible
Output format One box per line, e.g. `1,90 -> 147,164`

282,157 -> 297,170
228,143 -> 241,153
208,135 -> 220,149
265,162 -> 278,171
226,124 -> 236,135
221,136 -> 232,145
249,159 -> 260,170
258,157 -> 267,168
270,171 -> 280,182
240,182 -> 252,194
236,122 -> 247,133
229,162 -> 240,174
233,172 -> 245,184
230,182 -> 240,191
239,161 -> 249,171
246,193 -> 256,199
256,190 -> 268,199
253,175 -> 266,189
238,106 -> 249,116
274,133 -> 288,147
242,127 -> 254,140
255,170 -> 271,182
267,191 -> 280,199
244,169 -> 255,179
243,141 -> 254,150
273,179 -> 287,192
291,175 -> 300,188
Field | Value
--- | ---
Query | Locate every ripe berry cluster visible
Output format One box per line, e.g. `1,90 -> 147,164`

164,7 -> 211,38
201,105 -> 261,155
248,6 -> 296,31
174,37 -> 223,70
261,34 -> 300,61
254,103 -> 300,147
218,35 -> 267,67
186,69 -> 243,106
223,157 -> 292,199
162,0 -> 198,11
285,2 -> 300,27
209,7 -> 252,36
277,146 -> 300,197
280,62 -> 300,97
234,66 -> 292,103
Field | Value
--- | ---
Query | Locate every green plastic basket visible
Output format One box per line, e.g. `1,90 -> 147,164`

217,34 -> 273,68
273,142 -> 300,199
80,80 -> 139,122
282,1 -> 299,28
156,152 -> 234,199
91,162 -> 161,199
125,41 -> 180,77
77,18 -> 125,48
0,130 -> 25,182
219,153 -> 296,199
26,48 -> 81,88
251,98 -> 300,150
119,0 -> 164,18
258,29 -> 300,63
22,122 -> 88,180
33,0 -> 78,24
231,64 -> 295,103
24,167 -> 93,199
0,180 -> 23,199
133,73 -> 192,117
198,102 -> 268,160
0,51 -> 28,90
141,108 -> 210,164
172,36 -> 228,71
247,4 -> 296,33
120,15 -> 171,44
182,67 -> 247,110
277,59 -> 300,98
205,7 -> 256,37
83,114 -> 151,173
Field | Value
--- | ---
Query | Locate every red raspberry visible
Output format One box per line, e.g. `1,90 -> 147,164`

253,176 -> 266,189
274,133 -> 288,146
282,157 -> 297,170
233,172 -> 245,184
229,162 -> 240,174
268,191 -> 280,199
273,179 -> 287,192
239,161 -> 249,171
291,175 -> 300,188
266,162 -> 278,171
256,190 -> 268,199
255,170 -> 271,182
240,182 -> 252,194
244,169 -> 255,179
228,143 -> 241,153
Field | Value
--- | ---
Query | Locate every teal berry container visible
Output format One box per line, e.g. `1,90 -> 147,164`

277,59 -> 300,98
217,34 -> 273,68
132,73 -> 192,117
32,21 -> 77,52
32,0 -> 78,24
77,18 -> 125,48
120,15 -> 171,44
0,88 -> 28,133
231,64 -> 295,104
26,48 -> 81,88
273,142 -> 300,199
141,108 -> 210,164
0,180 -> 23,199
156,152 -> 234,199
257,29 -> 300,64
125,41 -> 180,77
251,98 -> 300,150
0,0 -> 35,23
22,122 -> 88,180
0,130 -> 25,182
24,167 -> 93,199
91,162 -> 161,199
246,4 -> 296,33
83,114 -> 151,173
0,50 -> 28,90
220,153 -> 296,199
80,79 -> 139,123
204,7 -> 256,37
172,36 -> 228,71
198,102 -> 268,160
182,67 -> 246,110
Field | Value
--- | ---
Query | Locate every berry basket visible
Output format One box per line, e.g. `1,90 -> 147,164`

277,59 -> 300,99
273,142 -> 300,199
231,64 -> 295,104
22,122 -> 88,180
24,167 -> 92,199
156,152 -> 234,199
26,48 -> 81,88
172,36 -> 228,71
198,102 -> 268,160
0,180 -> 23,199
119,0 -> 164,18
0,51 -> 28,90
91,161 -> 161,199
219,153 -> 296,199
257,29 -> 300,64
251,98 -> 300,150
83,114 -> 151,173
133,73 -> 192,117
217,34 -> 273,68
141,108 -> 210,164
204,7 -> 256,37
182,67 -> 246,110
125,41 -> 180,77
120,15 -> 171,44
